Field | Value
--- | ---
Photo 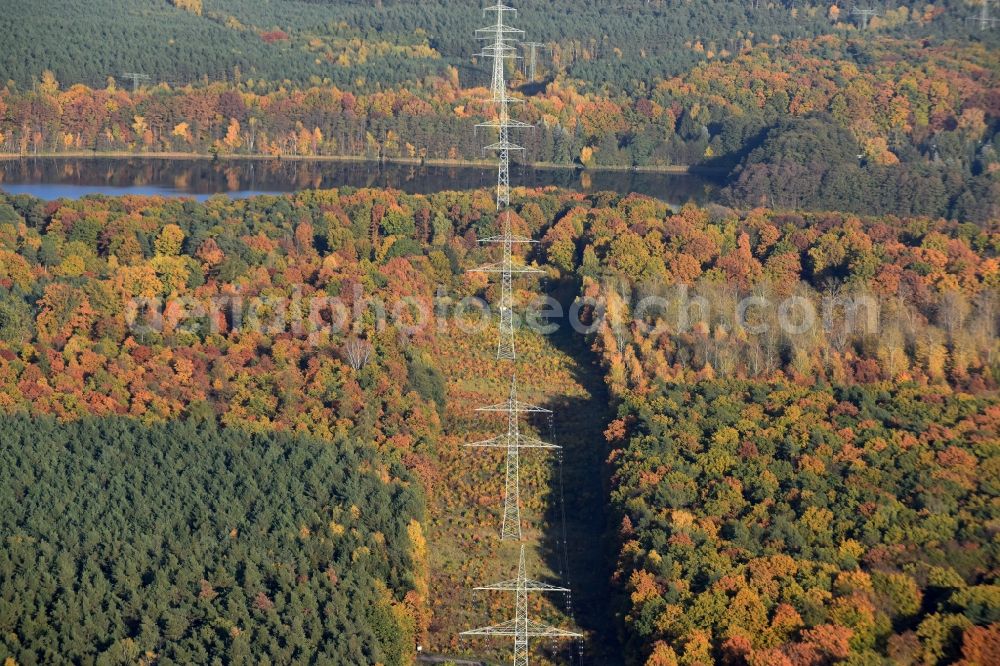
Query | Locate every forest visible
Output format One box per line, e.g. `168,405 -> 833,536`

605,380 -> 999,665
0,1 -> 988,92
0,1 -> 998,664
0,185 -> 997,663
532,191 -> 1000,663
545,197 -> 999,389
0,415 -> 423,665
1,2 -> 997,221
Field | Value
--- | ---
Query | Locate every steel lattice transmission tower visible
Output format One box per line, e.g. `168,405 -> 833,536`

462,545 -> 582,666
121,72 -> 151,93
471,2 -> 536,362
477,2 -> 521,102
476,2 -> 531,210
851,6 -> 879,30
468,375 -> 558,541
461,3 -> 581,664
967,0 -> 999,29
481,90 -> 532,211
520,42 -> 549,81
470,215 -> 542,361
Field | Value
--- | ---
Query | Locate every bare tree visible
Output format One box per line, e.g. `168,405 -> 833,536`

343,338 -> 373,371
937,290 -> 970,343
970,291 -> 998,365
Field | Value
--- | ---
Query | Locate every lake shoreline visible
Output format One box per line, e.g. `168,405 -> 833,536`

0,151 -> 725,176
0,154 -> 722,203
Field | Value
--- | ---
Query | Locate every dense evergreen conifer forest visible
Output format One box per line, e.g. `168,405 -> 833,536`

0,0 -> 988,91
0,415 -> 423,665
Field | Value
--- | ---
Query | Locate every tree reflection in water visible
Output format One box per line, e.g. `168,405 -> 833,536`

0,157 -> 719,203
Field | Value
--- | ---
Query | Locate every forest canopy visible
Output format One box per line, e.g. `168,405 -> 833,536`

0,0 -> 991,92
540,192 -> 1000,664
0,414 -> 424,665
606,380 -> 1000,665
0,183 -> 997,663
0,1 -> 998,663
0,3 -> 996,221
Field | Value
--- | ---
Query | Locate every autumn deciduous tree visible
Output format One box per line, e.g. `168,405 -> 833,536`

957,624 -> 1000,666
169,0 -> 202,16
154,224 -> 184,256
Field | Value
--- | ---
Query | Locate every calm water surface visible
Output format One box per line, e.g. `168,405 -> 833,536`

0,157 -> 720,204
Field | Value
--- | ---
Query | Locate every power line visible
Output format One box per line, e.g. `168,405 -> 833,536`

458,3 -> 581,665
851,6 -> 879,30
520,43 -> 549,82
121,72 -> 151,93
967,0 -> 999,30
469,198 -> 540,361
470,1 -> 535,361
467,375 -> 557,541
461,545 -> 582,666
551,418 -> 583,665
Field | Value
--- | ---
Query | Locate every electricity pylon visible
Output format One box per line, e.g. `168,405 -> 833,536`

121,72 -> 150,93
851,6 -> 879,29
520,42 -> 549,81
462,3 -> 581,664
477,2 -> 522,102
476,0 -> 531,210
471,1 -> 536,362
461,545 -> 582,666
468,375 -> 557,541
967,0 -> 999,29
470,208 -> 542,361
479,90 -> 532,210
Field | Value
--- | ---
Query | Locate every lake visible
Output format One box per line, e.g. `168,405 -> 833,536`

0,157 -> 720,204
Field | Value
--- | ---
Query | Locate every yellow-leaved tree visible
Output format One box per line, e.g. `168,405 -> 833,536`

224,119 -> 242,151
169,0 -> 203,16
154,224 -> 185,257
